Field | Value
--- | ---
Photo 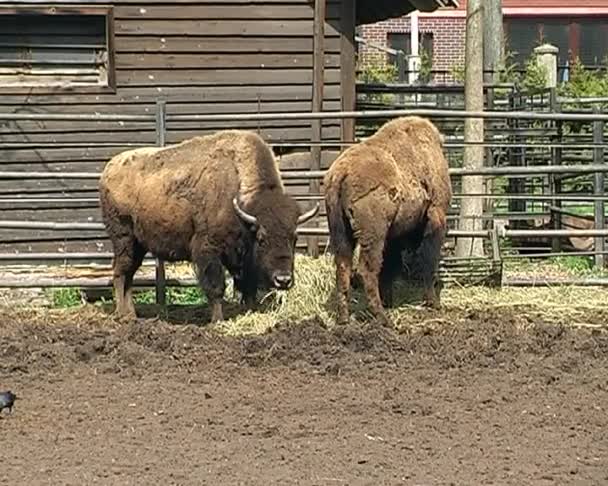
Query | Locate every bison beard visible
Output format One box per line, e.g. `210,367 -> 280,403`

99,130 -> 318,323
324,116 -> 452,326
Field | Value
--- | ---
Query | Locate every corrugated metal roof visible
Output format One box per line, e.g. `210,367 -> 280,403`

357,0 -> 460,25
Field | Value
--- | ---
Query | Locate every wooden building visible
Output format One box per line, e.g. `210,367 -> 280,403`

0,0 -> 456,254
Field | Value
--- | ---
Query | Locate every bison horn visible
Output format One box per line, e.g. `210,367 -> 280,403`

297,202 -> 320,225
232,197 -> 258,226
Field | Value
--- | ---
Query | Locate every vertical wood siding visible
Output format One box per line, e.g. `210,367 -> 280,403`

0,0 -> 347,253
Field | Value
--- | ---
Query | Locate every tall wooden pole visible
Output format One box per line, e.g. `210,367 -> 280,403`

456,0 -> 485,258
483,0 -> 504,84
308,0 -> 325,257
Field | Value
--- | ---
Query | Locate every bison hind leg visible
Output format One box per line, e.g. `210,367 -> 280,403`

379,239 -> 403,308
418,206 -> 448,309
326,200 -> 356,326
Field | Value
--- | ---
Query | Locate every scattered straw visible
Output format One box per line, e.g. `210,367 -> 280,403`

1,254 -> 608,335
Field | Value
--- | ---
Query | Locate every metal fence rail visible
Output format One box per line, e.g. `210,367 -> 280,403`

2,107 -> 608,123
2,104 -> 608,296
3,164 -> 608,181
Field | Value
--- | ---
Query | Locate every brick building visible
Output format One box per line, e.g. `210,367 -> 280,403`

357,0 -> 608,83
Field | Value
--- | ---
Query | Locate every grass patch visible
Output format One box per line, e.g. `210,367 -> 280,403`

504,255 -> 604,278
133,287 -> 207,306
47,288 -> 84,308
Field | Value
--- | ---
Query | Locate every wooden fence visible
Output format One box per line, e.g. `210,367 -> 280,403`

1,105 -> 608,299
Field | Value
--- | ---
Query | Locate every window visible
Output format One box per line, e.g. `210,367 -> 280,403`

386,32 -> 434,66
505,17 -> 608,68
0,7 -> 114,90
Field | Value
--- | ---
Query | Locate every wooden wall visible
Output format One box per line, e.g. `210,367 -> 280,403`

0,0 -> 352,254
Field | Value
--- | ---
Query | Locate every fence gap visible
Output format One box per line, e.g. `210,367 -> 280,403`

154,100 -> 167,310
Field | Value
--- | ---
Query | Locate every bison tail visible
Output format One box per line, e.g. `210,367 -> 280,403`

324,174 -> 354,257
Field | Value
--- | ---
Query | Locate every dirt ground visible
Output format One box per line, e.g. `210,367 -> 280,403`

1,307 -> 608,485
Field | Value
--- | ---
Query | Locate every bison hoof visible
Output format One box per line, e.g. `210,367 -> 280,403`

335,311 -> 352,326
372,313 -> 393,328
422,299 -> 441,310
114,309 -> 137,321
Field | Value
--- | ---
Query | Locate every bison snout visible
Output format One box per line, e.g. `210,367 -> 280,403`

273,273 -> 293,290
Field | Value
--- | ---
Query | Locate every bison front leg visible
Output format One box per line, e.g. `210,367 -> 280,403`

194,255 -> 227,323
234,276 -> 258,311
419,206 -> 448,309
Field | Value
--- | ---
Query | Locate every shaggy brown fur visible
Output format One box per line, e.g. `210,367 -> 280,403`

99,130 -> 318,322
324,116 -> 452,325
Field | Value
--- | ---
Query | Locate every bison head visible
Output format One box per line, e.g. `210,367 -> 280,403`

233,193 -> 319,290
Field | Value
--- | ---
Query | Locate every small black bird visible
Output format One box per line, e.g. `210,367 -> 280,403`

0,391 -> 17,414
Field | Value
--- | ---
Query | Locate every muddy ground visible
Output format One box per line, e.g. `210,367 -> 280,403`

1,307 -> 608,485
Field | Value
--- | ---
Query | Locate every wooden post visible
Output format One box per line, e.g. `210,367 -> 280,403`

593,110 -> 605,269
339,0 -> 356,146
155,100 -> 167,309
397,50 -> 406,104
549,88 -> 562,252
456,0 -> 485,258
308,0 -> 326,258
484,86 -> 495,226
483,0 -> 503,85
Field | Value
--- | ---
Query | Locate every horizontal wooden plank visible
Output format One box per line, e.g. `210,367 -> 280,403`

0,237 -> 111,254
0,84 -> 341,104
0,100 -> 343,133
114,4 -> 341,20
114,35 -> 341,54
116,52 -> 340,70
0,162 -> 107,174
1,147 -> 131,164
0,135 -> 342,164
115,68 -> 341,86
0,208 -> 102,221
277,150 -> 340,170
0,120 -> 340,143
0,123 -> 155,136
115,19 -> 340,37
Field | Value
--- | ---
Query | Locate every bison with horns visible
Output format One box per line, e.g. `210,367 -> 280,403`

324,116 -> 452,325
99,130 -> 319,322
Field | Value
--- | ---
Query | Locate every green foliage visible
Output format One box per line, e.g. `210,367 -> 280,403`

558,57 -> 608,98
548,256 -> 594,274
357,63 -> 398,84
48,286 -> 207,309
520,53 -> 548,93
496,49 -> 520,86
418,47 -> 433,85
49,288 -> 83,308
133,287 -> 206,306
557,57 -> 608,125
450,63 -> 465,84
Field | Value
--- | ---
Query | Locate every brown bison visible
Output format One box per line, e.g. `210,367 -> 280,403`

99,130 -> 319,322
324,116 -> 452,325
